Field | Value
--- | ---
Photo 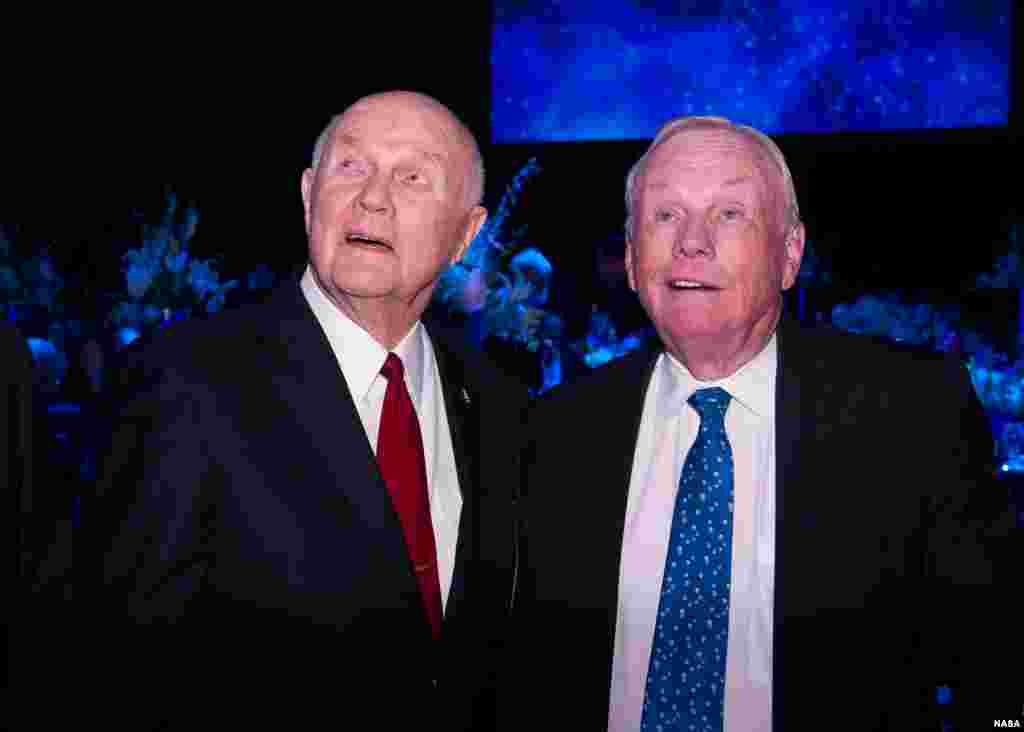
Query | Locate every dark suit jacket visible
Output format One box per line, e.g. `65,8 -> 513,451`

2,322 -> 33,566
79,279 -> 526,730
2,323 -> 33,696
512,319 -> 1015,730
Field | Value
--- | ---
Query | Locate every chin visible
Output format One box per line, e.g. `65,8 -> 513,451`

328,261 -> 395,293
666,327 -> 727,346
657,311 -> 728,338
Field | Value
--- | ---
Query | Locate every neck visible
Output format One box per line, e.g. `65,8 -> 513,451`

339,297 -> 424,351
670,309 -> 780,381
312,274 -> 428,351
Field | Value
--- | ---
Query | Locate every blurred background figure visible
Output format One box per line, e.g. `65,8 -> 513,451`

508,247 -> 552,307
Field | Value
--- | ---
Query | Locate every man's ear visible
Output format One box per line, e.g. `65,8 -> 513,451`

624,235 -> 638,292
300,168 -> 315,236
452,206 -> 488,264
780,221 -> 806,291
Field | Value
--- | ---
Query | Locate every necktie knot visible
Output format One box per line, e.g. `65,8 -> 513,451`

381,352 -> 404,382
688,386 -> 731,426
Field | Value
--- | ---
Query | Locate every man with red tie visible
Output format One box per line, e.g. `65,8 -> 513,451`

87,91 -> 525,730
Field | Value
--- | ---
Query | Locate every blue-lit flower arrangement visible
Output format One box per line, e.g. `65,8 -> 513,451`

2,231 -> 77,387
829,294 -> 949,347
570,308 -> 650,369
828,280 -> 1024,471
438,159 -> 571,394
1,232 -> 66,321
966,222 -> 1024,420
434,158 -> 544,324
109,193 -> 238,331
828,293 -> 1017,411
433,159 -> 564,375
433,159 -> 650,391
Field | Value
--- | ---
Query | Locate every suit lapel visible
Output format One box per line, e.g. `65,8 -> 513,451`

270,294 -> 490,642
424,320 -> 477,507
601,348 -> 662,563
423,319 -> 479,625
265,281 -> 425,612
592,347 -> 662,692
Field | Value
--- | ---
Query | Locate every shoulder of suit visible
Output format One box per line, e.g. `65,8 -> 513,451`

530,345 -> 659,421
110,295 -> 285,397
426,321 -> 530,407
133,302 -> 263,356
781,320 -> 968,406
785,320 -> 955,372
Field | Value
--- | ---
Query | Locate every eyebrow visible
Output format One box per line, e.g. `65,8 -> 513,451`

418,150 -> 446,169
333,134 -> 446,168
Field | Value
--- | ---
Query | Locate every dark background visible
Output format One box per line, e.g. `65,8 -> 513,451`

5,6 -> 1021,337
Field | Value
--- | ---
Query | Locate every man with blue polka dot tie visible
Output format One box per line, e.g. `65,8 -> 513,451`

511,115 -> 1013,731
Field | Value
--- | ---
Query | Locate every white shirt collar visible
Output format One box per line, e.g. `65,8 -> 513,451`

300,265 -> 425,403
659,332 -> 777,420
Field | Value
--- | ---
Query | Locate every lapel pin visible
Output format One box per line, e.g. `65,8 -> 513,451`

461,388 -> 471,407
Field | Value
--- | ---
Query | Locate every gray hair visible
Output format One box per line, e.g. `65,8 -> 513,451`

624,116 -> 800,240
310,107 -> 486,208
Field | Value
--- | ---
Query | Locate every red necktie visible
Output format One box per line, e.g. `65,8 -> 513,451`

376,353 -> 443,640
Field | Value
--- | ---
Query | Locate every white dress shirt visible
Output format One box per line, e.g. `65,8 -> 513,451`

609,335 -> 777,732
300,266 -> 462,611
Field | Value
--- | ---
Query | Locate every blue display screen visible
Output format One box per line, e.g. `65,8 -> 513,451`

492,0 -> 1011,142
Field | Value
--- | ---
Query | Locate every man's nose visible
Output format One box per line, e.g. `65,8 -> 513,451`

674,218 -> 714,258
357,173 -> 393,214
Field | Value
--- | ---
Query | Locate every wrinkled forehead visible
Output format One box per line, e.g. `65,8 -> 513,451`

643,128 -> 782,205
332,95 -> 465,162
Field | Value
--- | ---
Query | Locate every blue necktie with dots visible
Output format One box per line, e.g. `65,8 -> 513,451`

641,387 -> 734,732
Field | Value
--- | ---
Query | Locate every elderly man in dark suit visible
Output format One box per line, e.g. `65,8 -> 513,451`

512,116 -> 1014,730
85,91 -> 525,730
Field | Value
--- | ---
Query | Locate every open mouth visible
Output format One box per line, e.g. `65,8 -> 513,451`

346,232 -> 393,250
668,279 -> 719,291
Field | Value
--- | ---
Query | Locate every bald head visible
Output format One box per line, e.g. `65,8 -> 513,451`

312,91 -> 485,207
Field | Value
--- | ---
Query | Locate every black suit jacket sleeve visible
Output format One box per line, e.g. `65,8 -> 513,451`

94,350 -> 214,619
69,341 -> 219,727
773,326 -> 1017,728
